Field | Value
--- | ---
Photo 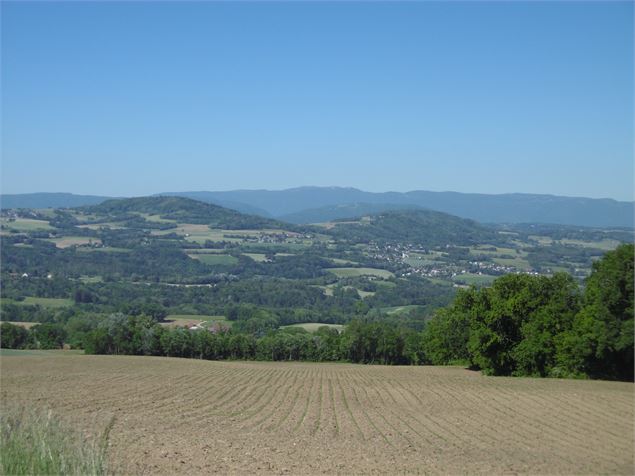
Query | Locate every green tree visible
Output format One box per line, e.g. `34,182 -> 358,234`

0,322 -> 31,349
557,244 -> 634,380
512,273 -> 580,376
403,330 -> 425,365
32,323 -> 67,349
465,273 -> 580,376
421,300 -> 471,365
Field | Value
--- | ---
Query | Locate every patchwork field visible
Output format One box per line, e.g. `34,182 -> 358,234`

452,273 -> 497,286
329,257 -> 359,266
47,236 -> 102,248
151,226 -> 304,245
162,315 -> 230,328
382,305 -> 424,315
1,296 -> 73,308
558,238 -> 623,250
281,323 -> 344,333
0,218 -> 53,231
3,321 -> 38,329
492,256 -> 531,269
243,252 -> 269,262
316,284 -> 375,299
1,353 -> 632,475
76,223 -> 126,230
137,213 -> 178,224
187,253 -> 239,266
76,246 -> 130,253
326,267 -> 394,279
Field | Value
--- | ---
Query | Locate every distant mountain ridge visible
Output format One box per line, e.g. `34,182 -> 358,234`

0,192 -> 114,209
162,188 -> 634,228
2,187 -> 633,228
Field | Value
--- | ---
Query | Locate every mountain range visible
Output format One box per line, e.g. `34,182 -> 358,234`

2,187 -> 633,228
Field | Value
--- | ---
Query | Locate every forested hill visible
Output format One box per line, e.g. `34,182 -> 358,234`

279,202 -> 424,224
156,192 -> 272,217
83,196 -> 291,230
325,209 -> 500,246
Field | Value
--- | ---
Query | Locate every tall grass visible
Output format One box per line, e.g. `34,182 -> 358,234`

0,404 -> 114,475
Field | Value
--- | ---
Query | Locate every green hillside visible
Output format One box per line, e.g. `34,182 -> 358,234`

84,196 -> 288,230
326,209 -> 501,246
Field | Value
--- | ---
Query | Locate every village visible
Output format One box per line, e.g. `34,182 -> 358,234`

366,241 -> 541,283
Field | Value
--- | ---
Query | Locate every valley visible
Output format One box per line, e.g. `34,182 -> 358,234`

1,195 -> 631,336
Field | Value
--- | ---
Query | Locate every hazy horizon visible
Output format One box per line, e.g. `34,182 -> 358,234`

2,1 -> 633,200
2,185 -> 634,204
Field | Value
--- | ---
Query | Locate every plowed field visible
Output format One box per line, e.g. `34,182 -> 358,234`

1,353 -> 633,474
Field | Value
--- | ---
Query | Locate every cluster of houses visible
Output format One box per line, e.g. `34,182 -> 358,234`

260,231 -> 313,244
367,241 -> 545,283
0,210 -> 40,220
367,242 -> 420,263
219,231 -> 311,245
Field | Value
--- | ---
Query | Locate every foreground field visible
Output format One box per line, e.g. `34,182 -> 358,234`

1,353 -> 633,475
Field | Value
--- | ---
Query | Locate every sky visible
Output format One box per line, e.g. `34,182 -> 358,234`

1,1 -> 633,201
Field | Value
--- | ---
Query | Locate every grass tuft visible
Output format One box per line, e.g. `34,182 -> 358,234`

0,404 -> 113,475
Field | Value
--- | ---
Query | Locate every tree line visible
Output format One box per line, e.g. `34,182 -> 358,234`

2,244 -> 632,380
1,316 -> 424,365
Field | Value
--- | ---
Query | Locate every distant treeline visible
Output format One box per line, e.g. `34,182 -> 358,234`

2,244 -> 632,380
1,317 -> 425,365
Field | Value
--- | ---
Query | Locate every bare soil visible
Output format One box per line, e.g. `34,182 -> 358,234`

1,354 -> 633,475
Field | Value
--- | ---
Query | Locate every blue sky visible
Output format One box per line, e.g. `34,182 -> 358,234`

1,1 -> 633,200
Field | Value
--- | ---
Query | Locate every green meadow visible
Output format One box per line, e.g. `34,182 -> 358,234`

0,218 -> 53,231
326,267 -> 394,279
188,253 -> 239,266
281,323 -> 344,333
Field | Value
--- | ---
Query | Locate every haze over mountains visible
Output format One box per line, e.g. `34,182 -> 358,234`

0,193 -> 113,210
2,187 -> 633,228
